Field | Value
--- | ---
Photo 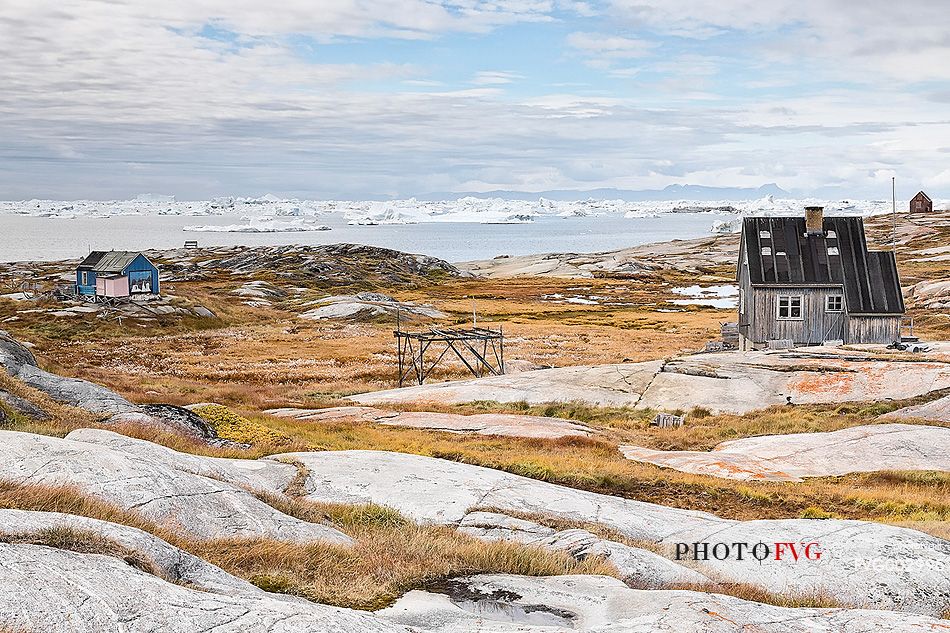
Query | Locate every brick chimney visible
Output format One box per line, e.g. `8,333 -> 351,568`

805,206 -> 824,235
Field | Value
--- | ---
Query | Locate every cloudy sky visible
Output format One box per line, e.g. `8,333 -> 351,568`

2,1 -> 949,199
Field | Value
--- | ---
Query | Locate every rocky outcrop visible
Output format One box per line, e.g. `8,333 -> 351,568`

350,349 -> 950,414
620,423 -> 950,481
0,430 -> 349,544
459,511 -> 709,588
882,393 -> 950,423
379,574 -> 947,632
64,428 -> 298,492
158,243 -> 469,287
0,509 -> 266,596
274,449 -> 950,616
0,542 -> 406,633
0,388 -> 50,420
350,361 -> 664,407
904,279 -> 950,309
0,329 -> 224,440
1,330 -> 137,416
265,406 -> 591,439
460,233 -> 739,278
298,293 -> 445,321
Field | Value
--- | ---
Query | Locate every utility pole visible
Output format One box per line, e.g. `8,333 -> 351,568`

892,176 -> 897,253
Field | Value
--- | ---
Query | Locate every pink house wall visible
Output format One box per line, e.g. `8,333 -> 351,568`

97,276 -> 130,297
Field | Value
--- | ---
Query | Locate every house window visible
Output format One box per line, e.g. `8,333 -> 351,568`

762,246 -> 772,255
827,246 -> 839,256
777,295 -> 803,320
739,288 -> 746,313
759,230 -> 771,238
826,295 -> 843,312
80,271 -> 88,286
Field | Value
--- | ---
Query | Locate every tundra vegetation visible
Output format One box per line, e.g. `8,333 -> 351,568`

0,209 -> 949,611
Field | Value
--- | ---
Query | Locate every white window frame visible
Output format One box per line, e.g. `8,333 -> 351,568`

739,288 -> 746,313
826,295 -> 843,313
80,271 -> 88,285
777,295 -> 803,320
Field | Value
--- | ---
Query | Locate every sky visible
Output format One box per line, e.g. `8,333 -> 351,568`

1,0 -> 949,200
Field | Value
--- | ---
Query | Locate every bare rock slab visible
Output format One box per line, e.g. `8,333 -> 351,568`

265,406 -> 591,439
65,428 -> 298,492
378,574 -> 946,632
0,543 -> 406,633
0,509 -> 265,597
620,423 -> 950,481
350,349 -> 950,415
0,430 -> 349,544
882,393 -> 950,423
350,361 -> 664,407
273,449 -> 950,616
459,511 -> 709,588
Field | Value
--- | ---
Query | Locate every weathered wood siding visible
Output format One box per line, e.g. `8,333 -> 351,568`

746,286 -> 846,347
737,243 -> 754,349
845,315 -> 901,344
910,192 -> 932,214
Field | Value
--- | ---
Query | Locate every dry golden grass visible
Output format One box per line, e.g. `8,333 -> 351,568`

248,409 -> 950,537
197,527 -> 613,610
0,525 -> 165,578
0,480 -> 614,610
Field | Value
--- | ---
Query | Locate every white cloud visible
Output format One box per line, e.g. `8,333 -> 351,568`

567,31 -> 655,63
606,0 -> 950,82
471,71 -> 524,85
0,0 -> 948,198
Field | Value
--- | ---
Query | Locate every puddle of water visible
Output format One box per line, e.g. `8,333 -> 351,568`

449,599 -> 577,628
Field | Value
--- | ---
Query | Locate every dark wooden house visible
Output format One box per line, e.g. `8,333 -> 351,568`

76,251 -> 160,298
737,207 -> 904,350
910,191 -> 932,213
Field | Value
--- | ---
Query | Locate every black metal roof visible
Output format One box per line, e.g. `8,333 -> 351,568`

76,251 -> 107,270
76,250 -> 149,274
741,216 -> 904,315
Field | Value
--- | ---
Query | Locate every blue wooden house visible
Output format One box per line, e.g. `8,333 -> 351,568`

76,251 -> 160,298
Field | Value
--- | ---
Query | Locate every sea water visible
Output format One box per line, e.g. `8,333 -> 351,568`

0,212 -> 732,263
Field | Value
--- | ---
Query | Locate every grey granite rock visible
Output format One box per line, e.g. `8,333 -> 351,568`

0,543 -> 407,632
274,449 -> 950,616
620,423 -> 950,481
0,430 -> 349,544
378,574 -> 946,632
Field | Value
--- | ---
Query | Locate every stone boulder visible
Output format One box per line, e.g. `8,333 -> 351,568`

0,430 -> 349,544
273,449 -> 950,616
265,406 -> 591,440
620,423 -> 950,482
0,542 -> 406,632
378,574 -> 946,632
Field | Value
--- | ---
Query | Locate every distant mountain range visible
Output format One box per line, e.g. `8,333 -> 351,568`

415,183 -> 791,202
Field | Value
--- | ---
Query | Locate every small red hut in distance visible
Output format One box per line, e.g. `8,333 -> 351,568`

910,191 -> 932,213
